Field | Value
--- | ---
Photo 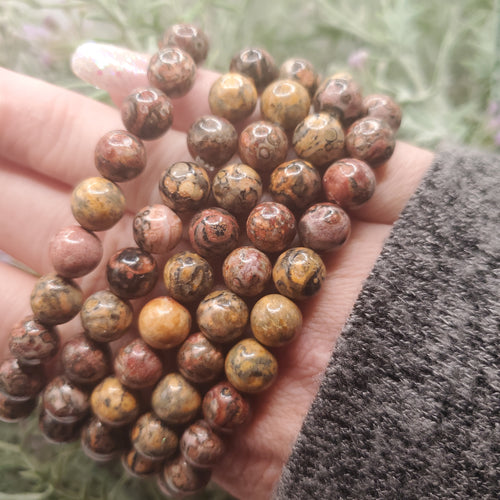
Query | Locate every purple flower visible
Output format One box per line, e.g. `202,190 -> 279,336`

348,49 -> 369,70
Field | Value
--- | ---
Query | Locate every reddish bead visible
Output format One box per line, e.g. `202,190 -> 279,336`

131,412 -> 178,461
0,392 -> 37,422
81,416 -> 124,462
0,358 -> 44,401
158,456 -> 211,497
180,420 -> 225,468
39,409 -> 82,443
363,93 -> 402,131
159,24 -> 209,65
230,47 -> 278,93
279,57 -> 320,97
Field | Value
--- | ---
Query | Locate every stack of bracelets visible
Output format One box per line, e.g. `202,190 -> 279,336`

0,23 -> 401,498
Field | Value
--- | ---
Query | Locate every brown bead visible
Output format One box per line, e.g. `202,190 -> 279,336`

81,416 -> 124,462
279,57 -> 320,97
39,409 -> 82,443
122,449 -> 160,477
0,358 -> 44,401
158,455 -> 211,497
363,93 -> 402,131
0,392 -> 37,422
230,47 -> 278,93
180,419 -> 225,468
131,412 -> 178,461
159,23 -> 209,65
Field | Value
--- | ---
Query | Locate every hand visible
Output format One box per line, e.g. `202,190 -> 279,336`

0,45 -> 433,499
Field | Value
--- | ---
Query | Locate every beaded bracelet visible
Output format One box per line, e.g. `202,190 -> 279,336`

0,23 -> 401,498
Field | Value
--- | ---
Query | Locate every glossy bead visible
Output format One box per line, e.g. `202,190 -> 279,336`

131,412 -> 178,461
158,456 -> 211,497
225,338 -> 278,393
49,225 -> 103,278
106,247 -> 159,300
279,57 -> 320,97
121,87 -> 173,140
246,202 -> 297,253
269,159 -> 322,211
272,246 -> 326,300
222,246 -> 272,297
152,373 -> 201,425
81,416 -> 124,461
159,23 -> 209,65
159,161 -> 211,213
133,204 -> 182,254
212,163 -> 262,215
163,251 -> 214,303
71,176 -> 125,232
180,420 -> 225,468
138,296 -> 191,350
30,273 -> 83,326
208,73 -> 257,123
123,449 -> 160,477
196,290 -> 248,344
230,47 -> 278,93
238,120 -> 288,173
298,202 -> 351,252
363,93 -> 402,131
94,129 -> 147,182
39,409 -> 81,443
0,392 -> 37,422
261,79 -> 311,130
80,290 -> 133,342
0,358 -> 44,401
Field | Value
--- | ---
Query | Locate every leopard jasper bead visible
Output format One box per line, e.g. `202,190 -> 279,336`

159,23 -> 209,65
180,419 -> 225,468
131,412 -> 178,461
229,47 -> 278,93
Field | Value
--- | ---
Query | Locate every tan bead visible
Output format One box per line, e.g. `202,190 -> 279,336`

131,412 -> 178,461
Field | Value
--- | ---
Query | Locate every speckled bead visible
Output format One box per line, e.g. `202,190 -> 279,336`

80,290 -> 133,343
279,57 -> 320,97
158,456 -> 211,498
39,409 -> 82,443
269,159 -> 322,212
159,23 -> 209,65
81,416 -> 124,462
196,289 -> 248,344
106,247 -> 159,300
163,251 -> 214,303
152,373 -> 201,425
363,93 -> 402,131
138,296 -> 191,350
225,338 -> 278,393
238,120 -> 289,173
121,87 -> 173,140
0,358 -> 44,401
208,73 -> 258,123
131,412 -> 178,461
345,116 -> 396,167
261,79 -> 311,131
30,273 -> 83,326
298,202 -> 351,252
159,161 -> 211,213
49,225 -> 102,278
246,202 -> 297,253
180,420 -> 225,468
222,246 -> 272,297
230,48 -> 278,93
272,246 -> 326,300
0,392 -> 37,422
122,449 -> 160,477
94,130 -> 147,182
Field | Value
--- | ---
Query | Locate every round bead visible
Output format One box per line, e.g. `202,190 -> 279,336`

225,338 -> 278,393
106,247 -> 159,300
0,358 -> 44,401
298,202 -> 351,252
163,251 -> 214,303
122,449 -> 159,477
138,296 -> 191,350
0,393 -> 37,422
246,202 -> 297,253
279,57 -> 320,97
121,87 -> 173,140
212,163 -> 262,215
272,247 -> 326,300
158,456 -> 211,497
208,73 -> 257,123
152,373 -> 201,425
196,290 -> 248,344
230,47 -> 278,93
159,23 -> 209,65
180,420 -> 225,468
94,130 -> 147,182
81,416 -> 124,462
30,273 -> 83,326
39,409 -> 81,443
131,412 -> 178,461
159,161 -> 211,213
49,225 -> 102,278
238,120 -> 289,173
260,79 -> 311,130
363,93 -> 402,131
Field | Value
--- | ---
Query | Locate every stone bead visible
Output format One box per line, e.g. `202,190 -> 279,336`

246,202 -> 297,253
202,381 -> 250,432
261,79 -> 311,131
212,163 -> 263,215
298,202 -> 351,252
114,338 -> 163,389
363,93 -> 402,131
94,129 -> 147,182
159,23 -> 209,65
163,251 -> 214,303
279,57 -> 320,97
80,290 -> 133,343
196,290 -> 248,344
49,225 -> 102,278
91,376 -> 140,427
121,87 -> 173,140
39,409 -> 82,443
152,373 -> 201,425
0,392 -> 37,422
180,419 -> 225,468
30,273 -> 83,326
158,456 -> 211,497
222,246 -> 272,297
71,176 -> 125,232
138,296 -> 191,350
159,161 -> 211,213
177,332 -> 225,384
133,204 -> 182,254
322,158 -> 376,209
0,358 -> 44,401
225,338 -> 278,393
131,412 -> 178,461
238,120 -> 289,173
106,247 -> 159,300
81,416 -> 124,462
208,73 -> 257,123
122,449 -> 160,477
230,47 -> 278,93
345,116 -> 396,167
8,315 -> 59,365
272,246 -> 326,300
269,159 -> 322,212
293,112 -> 345,167
189,207 -> 240,259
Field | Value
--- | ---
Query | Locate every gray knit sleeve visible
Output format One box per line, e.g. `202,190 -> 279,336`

275,148 -> 500,499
